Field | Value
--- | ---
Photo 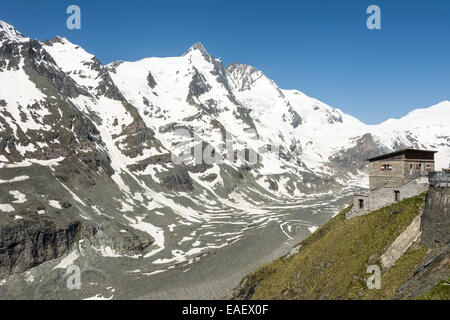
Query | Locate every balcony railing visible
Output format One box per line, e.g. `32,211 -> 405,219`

428,171 -> 450,187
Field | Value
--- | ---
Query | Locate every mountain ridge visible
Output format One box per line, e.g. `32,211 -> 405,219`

0,19 -> 449,299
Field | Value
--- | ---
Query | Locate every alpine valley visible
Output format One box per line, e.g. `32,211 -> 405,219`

0,20 -> 449,299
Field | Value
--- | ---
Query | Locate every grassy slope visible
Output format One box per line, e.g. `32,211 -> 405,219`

242,193 -> 430,300
415,278 -> 450,300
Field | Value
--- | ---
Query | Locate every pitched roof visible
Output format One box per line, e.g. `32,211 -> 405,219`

366,147 -> 437,162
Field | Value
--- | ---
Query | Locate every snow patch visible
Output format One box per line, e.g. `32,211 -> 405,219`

0,204 -> 14,212
9,190 -> 26,203
53,250 -> 79,270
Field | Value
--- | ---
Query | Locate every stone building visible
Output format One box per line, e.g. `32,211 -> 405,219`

346,147 -> 437,219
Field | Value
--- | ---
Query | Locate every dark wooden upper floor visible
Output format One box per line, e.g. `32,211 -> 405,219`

366,147 -> 437,162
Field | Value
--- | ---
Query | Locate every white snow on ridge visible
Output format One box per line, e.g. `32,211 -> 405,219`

227,63 -> 450,172
43,37 -> 99,89
108,45 -> 260,163
0,20 -> 29,44
108,56 -> 198,125
379,100 -> 450,129
0,66 -> 47,134
42,34 -> 450,186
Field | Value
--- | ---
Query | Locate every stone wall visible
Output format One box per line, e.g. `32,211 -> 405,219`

421,186 -> 450,247
348,194 -> 370,219
404,160 -> 434,179
347,179 -> 428,219
368,160 -> 433,189
369,160 -> 406,189
369,180 -> 428,212
353,194 -> 370,211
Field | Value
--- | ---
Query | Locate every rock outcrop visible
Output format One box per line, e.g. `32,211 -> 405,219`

421,186 -> 450,247
0,218 -> 82,278
396,185 -> 450,298
397,245 -> 450,299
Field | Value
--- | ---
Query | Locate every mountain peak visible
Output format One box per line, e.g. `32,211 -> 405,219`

182,42 -> 215,63
0,20 -> 28,44
43,36 -> 74,47
184,42 -> 208,54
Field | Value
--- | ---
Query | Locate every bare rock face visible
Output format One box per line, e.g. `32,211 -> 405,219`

230,276 -> 261,300
421,186 -> 450,247
329,133 -> 381,174
396,186 -> 450,299
396,245 -> 450,299
0,218 -> 82,278
160,168 -> 194,192
146,71 -> 157,89
0,217 -> 155,279
187,71 -> 211,105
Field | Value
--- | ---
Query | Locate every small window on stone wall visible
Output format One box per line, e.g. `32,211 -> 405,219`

394,190 -> 400,202
381,164 -> 392,171
359,199 -> 364,209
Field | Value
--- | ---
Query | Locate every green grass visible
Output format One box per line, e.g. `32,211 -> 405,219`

415,278 -> 450,300
241,193 -> 428,300
361,242 -> 428,299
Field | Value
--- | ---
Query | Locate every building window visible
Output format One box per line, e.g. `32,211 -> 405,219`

381,164 -> 392,171
426,164 -> 432,171
410,164 -> 413,175
359,199 -> 364,209
394,190 -> 400,202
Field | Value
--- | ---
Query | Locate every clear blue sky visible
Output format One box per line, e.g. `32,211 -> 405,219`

2,0 -> 449,124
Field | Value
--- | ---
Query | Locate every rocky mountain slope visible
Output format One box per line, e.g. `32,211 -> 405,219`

0,20 -> 449,297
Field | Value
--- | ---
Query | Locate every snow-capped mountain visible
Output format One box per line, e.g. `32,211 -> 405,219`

225,61 -> 450,172
0,20 -> 449,297
0,20 -> 28,45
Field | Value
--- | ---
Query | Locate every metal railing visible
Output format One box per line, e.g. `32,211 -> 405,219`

428,171 -> 450,187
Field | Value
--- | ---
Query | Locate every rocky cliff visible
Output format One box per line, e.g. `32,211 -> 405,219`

421,186 -> 450,247
395,185 -> 450,298
0,218 -> 81,278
